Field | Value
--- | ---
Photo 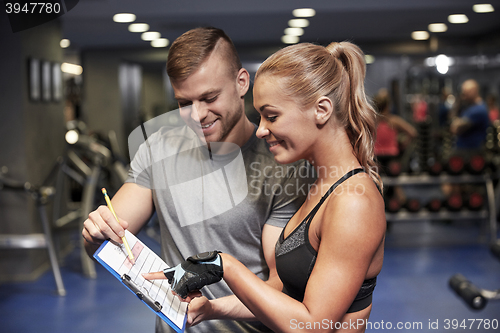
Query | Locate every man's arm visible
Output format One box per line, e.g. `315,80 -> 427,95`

82,182 -> 154,257
184,224 -> 282,326
450,117 -> 472,135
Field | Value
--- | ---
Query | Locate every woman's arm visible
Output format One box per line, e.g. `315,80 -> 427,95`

146,183 -> 385,332
390,115 -> 418,138
185,224 -> 284,326
143,224 -> 284,325
219,187 -> 386,332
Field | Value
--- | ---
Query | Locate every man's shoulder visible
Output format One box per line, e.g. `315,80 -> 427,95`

465,103 -> 488,115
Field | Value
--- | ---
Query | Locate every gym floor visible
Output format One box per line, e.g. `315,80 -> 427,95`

1,221 -> 499,333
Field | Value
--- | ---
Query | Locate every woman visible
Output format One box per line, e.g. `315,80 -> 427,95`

146,41 -> 386,332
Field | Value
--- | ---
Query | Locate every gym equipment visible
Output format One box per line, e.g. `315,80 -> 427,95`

449,241 -> 500,310
466,191 -> 485,211
428,160 -> 443,176
386,160 -> 402,177
404,198 -> 421,212
445,193 -> 463,212
446,155 -> 465,175
385,197 -> 402,213
466,155 -> 486,175
51,126 -> 128,278
0,168 -> 66,296
426,198 -> 442,212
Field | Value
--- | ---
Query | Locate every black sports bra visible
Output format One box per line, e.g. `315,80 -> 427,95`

275,168 -> 377,313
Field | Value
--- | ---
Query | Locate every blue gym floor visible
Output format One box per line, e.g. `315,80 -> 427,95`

1,221 -> 499,333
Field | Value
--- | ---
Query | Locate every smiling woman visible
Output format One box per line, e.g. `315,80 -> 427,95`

147,40 -> 386,333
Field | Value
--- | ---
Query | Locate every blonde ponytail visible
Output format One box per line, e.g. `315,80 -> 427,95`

326,42 -> 382,190
256,41 -> 382,190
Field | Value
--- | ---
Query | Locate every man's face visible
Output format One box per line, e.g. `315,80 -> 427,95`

172,48 -> 246,145
460,81 -> 477,105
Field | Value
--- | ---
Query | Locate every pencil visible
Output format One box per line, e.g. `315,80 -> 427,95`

101,188 -> 135,264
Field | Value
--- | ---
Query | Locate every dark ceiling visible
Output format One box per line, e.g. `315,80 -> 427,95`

61,0 -> 500,62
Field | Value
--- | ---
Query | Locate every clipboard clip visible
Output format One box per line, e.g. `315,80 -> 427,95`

122,274 -> 163,312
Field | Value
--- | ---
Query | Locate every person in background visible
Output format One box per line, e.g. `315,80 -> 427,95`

145,41 -> 386,333
486,93 -> 499,123
374,88 -> 417,164
450,79 -> 490,150
83,27 -> 314,333
438,87 -> 454,128
373,88 -> 417,211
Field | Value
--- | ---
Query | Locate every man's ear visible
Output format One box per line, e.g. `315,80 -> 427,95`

236,68 -> 250,98
315,96 -> 334,125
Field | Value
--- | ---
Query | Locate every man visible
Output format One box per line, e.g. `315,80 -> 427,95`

450,79 -> 490,150
82,27 -> 313,332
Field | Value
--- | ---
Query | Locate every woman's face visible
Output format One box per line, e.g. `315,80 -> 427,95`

253,75 -> 319,164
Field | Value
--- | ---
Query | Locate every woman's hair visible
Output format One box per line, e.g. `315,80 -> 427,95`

255,42 -> 382,190
167,27 -> 242,82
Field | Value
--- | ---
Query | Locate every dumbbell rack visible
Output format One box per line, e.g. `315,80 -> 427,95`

383,173 -> 498,244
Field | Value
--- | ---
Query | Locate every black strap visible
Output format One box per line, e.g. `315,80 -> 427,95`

305,168 -> 366,223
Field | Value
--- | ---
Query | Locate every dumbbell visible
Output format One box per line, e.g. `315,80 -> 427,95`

404,198 -> 421,212
466,191 -> 484,211
446,155 -> 465,175
445,193 -> 463,211
449,273 -> 487,310
426,198 -> 442,212
386,160 -> 402,177
385,197 -> 402,213
466,155 -> 486,175
428,160 -> 443,176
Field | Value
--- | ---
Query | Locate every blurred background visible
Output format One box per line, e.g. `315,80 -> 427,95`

1,1 -> 500,332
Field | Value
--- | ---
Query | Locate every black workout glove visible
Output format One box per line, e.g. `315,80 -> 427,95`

163,251 -> 223,299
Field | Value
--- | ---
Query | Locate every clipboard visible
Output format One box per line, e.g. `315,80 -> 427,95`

93,230 -> 187,333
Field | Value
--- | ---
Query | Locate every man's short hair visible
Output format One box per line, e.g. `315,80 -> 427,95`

166,27 -> 242,81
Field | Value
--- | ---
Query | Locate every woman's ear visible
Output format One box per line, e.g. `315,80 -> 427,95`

236,68 -> 250,98
315,96 -> 334,125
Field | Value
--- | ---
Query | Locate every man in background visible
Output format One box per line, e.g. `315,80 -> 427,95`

451,79 -> 490,150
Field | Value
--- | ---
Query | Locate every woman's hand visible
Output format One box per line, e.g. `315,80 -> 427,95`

142,251 -> 223,299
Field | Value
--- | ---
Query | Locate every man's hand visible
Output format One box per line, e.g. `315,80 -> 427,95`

82,205 -> 129,246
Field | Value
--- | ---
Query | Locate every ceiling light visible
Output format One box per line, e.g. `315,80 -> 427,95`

473,4 -> 494,13
281,35 -> 299,44
151,38 -> 169,48
428,23 -> 448,33
448,14 -> 469,24
364,55 -> 375,64
425,57 -> 436,67
435,54 -> 451,74
292,8 -> 316,17
113,13 -> 136,23
65,130 -> 79,144
129,23 -> 149,33
288,19 -> 309,28
411,31 -> 429,40
284,27 -> 304,36
60,39 -> 70,48
61,63 -> 83,75
141,31 -> 161,41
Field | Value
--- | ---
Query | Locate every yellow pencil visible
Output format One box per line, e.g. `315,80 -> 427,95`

101,188 -> 135,264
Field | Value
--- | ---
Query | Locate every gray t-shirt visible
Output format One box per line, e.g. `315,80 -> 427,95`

127,123 -> 314,333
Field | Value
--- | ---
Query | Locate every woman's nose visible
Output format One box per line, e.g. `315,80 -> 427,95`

256,120 -> 270,139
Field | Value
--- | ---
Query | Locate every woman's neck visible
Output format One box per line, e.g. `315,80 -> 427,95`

308,127 -> 361,183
